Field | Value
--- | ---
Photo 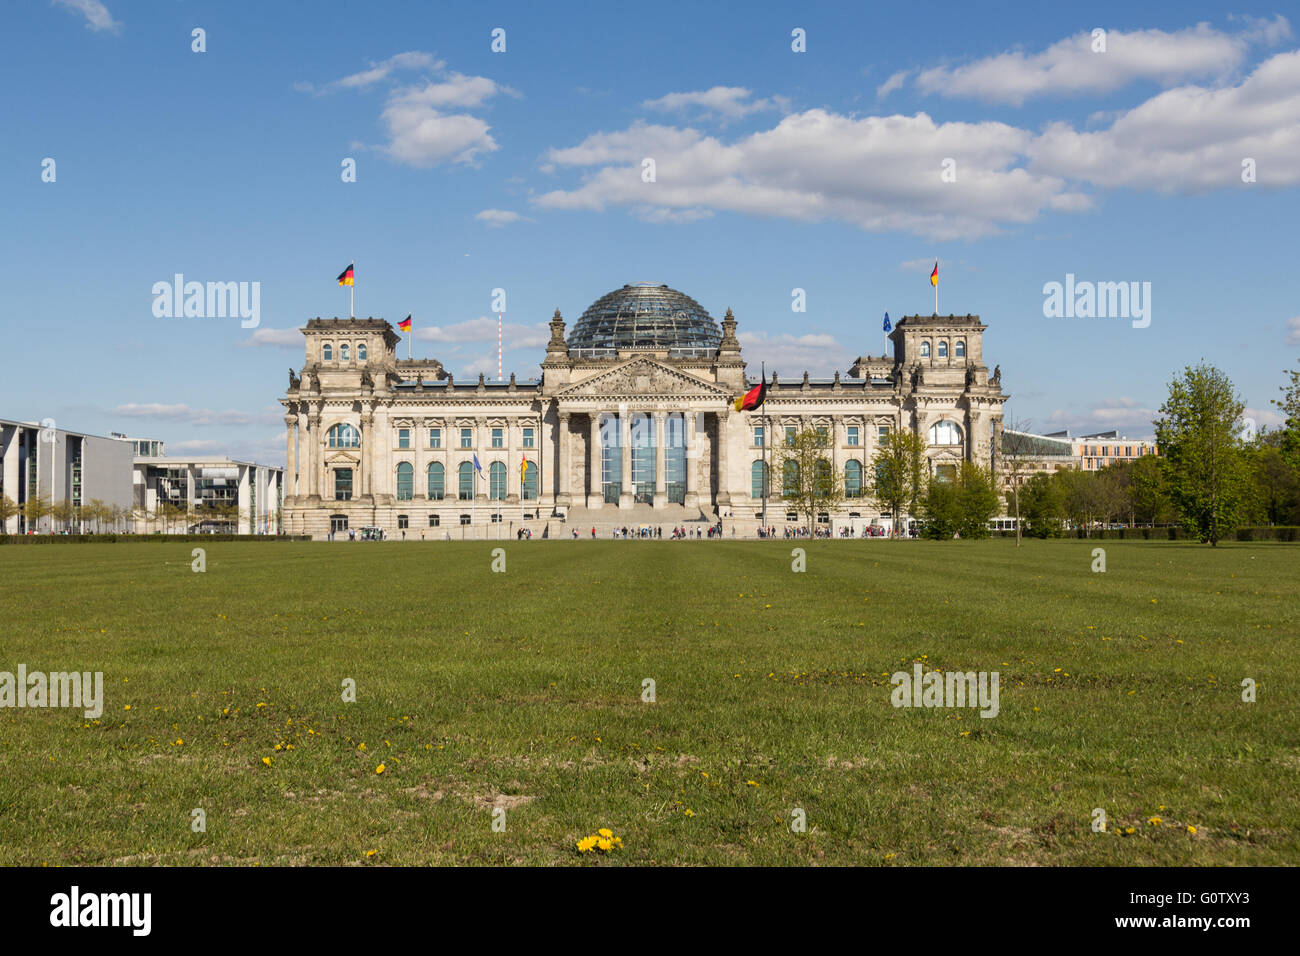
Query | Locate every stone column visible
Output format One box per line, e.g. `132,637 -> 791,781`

284,415 -> 297,500
588,412 -> 603,509
619,412 -> 633,509
653,412 -> 667,508
306,410 -> 320,499
558,412 -> 571,506
684,411 -> 700,509
715,411 -> 731,508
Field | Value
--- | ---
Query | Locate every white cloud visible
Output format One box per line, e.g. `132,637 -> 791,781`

876,70 -> 910,99
534,112 -> 1088,240
915,20 -> 1289,105
475,209 -> 531,227
416,316 -> 549,350
1287,316 -> 1300,344
379,78 -> 514,167
53,0 -> 119,33
111,404 -> 282,427
643,86 -> 789,120
1029,49 -> 1300,191
296,53 -> 511,168
239,328 -> 301,348
293,51 -> 442,95
737,330 -> 847,377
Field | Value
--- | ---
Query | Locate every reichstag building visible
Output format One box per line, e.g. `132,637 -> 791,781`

280,283 -> 1008,537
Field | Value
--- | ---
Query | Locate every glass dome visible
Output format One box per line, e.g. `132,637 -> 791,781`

568,283 -> 721,354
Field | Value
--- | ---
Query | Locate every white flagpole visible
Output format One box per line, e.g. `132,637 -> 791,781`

350,259 -> 355,319
934,259 -> 938,315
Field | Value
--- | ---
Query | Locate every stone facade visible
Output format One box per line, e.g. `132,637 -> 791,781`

279,295 -> 1008,539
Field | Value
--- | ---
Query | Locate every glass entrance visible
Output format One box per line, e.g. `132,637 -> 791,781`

630,414 -> 655,504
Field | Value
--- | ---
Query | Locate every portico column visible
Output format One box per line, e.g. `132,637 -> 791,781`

653,412 -> 667,508
284,415 -> 297,500
684,411 -> 700,509
558,412 -> 571,506
619,412 -> 633,508
307,410 -> 321,498
716,411 -> 731,509
588,412 -> 603,509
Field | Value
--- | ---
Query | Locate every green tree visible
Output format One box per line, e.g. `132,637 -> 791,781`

23,492 -> 51,532
922,462 -> 998,539
778,428 -> 843,529
1128,454 -> 1172,525
1272,362 -> 1300,468
1020,473 -> 1066,537
1249,444 -> 1300,526
1154,362 -> 1250,545
999,420 -> 1038,546
0,494 -> 20,533
869,428 -> 927,536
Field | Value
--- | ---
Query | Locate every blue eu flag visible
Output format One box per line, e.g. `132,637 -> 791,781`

882,312 -> 891,333
472,453 -> 483,476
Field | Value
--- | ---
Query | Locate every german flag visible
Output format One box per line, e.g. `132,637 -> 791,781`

733,377 -> 766,412
337,263 -> 355,286
398,315 -> 412,332
930,261 -> 938,287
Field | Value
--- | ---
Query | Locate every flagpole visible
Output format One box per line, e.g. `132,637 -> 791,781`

350,259 -> 355,319
934,258 -> 938,315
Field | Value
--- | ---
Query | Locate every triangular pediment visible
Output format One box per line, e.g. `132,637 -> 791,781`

558,358 -> 731,400
324,449 -> 360,466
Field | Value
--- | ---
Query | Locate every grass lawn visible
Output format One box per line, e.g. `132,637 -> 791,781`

0,538 -> 1296,866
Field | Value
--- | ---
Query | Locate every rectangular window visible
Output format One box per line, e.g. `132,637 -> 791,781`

398,428 -> 410,449
334,468 -> 353,501
429,428 -> 441,449
491,428 -> 503,448
460,428 -> 472,449
428,514 -> 440,527
397,514 -> 409,530
815,426 -> 828,441
847,426 -> 859,446
878,425 -> 890,441
753,425 -> 764,446
785,426 -> 796,447
522,427 -> 534,448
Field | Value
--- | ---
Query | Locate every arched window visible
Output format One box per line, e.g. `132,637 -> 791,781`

322,344 -> 333,361
815,460 -> 832,496
782,460 -> 799,497
357,343 -> 367,361
458,462 -> 475,500
751,461 -> 769,499
845,460 -> 863,498
954,339 -> 965,358
937,341 -> 948,358
427,462 -> 444,500
522,460 -> 538,500
396,462 -> 413,500
928,421 -> 964,445
327,423 -> 360,448
489,461 -> 507,500
920,340 -> 931,358
340,344 -> 350,361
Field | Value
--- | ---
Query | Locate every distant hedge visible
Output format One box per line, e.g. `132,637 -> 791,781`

1234,526 -> 1300,542
991,526 -> 1300,542
0,534 -> 310,545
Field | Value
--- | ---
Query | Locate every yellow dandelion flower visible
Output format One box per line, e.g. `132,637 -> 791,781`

1187,825 -> 1197,834
884,853 -> 895,861
261,756 -> 272,766
124,704 -> 131,711
746,780 -> 759,787
365,849 -> 377,858
596,838 -> 613,852
1124,827 -> 1135,834
598,828 -> 613,839
1148,816 -> 1162,826
684,809 -> 694,817
358,742 -> 366,751
375,764 -> 386,774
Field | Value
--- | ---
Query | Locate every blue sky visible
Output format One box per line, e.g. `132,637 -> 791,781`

3,0 -> 1298,463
